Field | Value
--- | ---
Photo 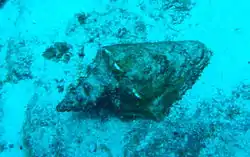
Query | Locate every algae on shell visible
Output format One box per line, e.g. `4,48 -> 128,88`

56,40 -> 213,121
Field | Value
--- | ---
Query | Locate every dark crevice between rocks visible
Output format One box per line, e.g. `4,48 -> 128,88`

0,0 -> 7,9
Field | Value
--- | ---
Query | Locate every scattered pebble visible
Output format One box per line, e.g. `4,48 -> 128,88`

8,143 -> 14,148
89,142 -> 97,152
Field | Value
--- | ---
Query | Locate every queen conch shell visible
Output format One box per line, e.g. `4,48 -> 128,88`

56,40 -> 213,121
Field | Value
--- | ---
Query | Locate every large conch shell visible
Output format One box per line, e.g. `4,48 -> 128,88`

56,40 -> 213,121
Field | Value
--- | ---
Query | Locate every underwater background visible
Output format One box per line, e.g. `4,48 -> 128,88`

0,0 -> 250,157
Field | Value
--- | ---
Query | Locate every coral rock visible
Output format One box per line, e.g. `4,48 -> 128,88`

42,42 -> 72,63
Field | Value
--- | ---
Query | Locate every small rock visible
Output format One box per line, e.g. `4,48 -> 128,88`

76,12 -> 88,25
89,142 -> 97,152
8,144 -> 14,148
0,143 -> 5,152
42,42 -> 72,63
0,0 -> 7,8
78,46 -> 85,58
116,27 -> 128,38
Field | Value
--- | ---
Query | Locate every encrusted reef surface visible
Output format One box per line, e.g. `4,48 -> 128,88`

56,40 -> 213,121
22,82 -> 250,157
5,0 -> 249,157
20,39 -> 214,157
1,0 -> 249,156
